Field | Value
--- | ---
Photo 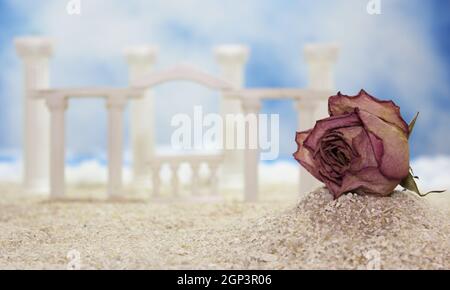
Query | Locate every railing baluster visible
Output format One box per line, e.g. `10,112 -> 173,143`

151,162 -> 161,198
170,162 -> 180,197
209,161 -> 220,196
191,162 -> 200,196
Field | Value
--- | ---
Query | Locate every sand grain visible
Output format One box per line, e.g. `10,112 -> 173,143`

0,185 -> 448,269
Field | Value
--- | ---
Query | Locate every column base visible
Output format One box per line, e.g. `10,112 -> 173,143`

23,180 -> 49,195
220,173 -> 244,190
131,176 -> 151,193
107,191 -> 123,198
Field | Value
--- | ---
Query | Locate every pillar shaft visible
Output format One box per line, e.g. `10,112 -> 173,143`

298,44 -> 339,195
15,37 -> 54,194
46,95 -> 68,198
304,43 -> 339,119
106,96 -> 127,197
125,46 -> 158,190
214,45 -> 250,189
295,100 -> 320,194
242,97 -> 261,202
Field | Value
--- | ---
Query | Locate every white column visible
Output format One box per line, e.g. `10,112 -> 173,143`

106,96 -> 127,197
15,37 -> 53,194
294,99 -> 321,195
304,43 -> 339,119
214,45 -> 250,189
46,95 -> 68,198
124,46 -> 158,191
242,97 -> 261,202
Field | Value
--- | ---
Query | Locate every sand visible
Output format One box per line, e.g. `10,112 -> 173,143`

0,184 -> 448,270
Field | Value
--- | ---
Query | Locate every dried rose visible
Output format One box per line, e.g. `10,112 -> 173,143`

294,90 -> 413,199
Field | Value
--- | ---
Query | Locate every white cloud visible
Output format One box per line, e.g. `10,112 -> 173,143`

1,156 -> 447,211
411,155 -> 450,190
0,156 -> 448,190
0,161 -> 21,183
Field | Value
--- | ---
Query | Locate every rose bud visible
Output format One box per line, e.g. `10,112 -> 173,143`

293,90 -> 410,199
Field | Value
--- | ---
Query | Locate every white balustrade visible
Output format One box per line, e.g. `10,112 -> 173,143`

15,37 -> 53,194
149,155 -> 223,198
125,46 -> 158,191
15,36 -> 339,202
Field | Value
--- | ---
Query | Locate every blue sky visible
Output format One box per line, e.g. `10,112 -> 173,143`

0,0 -> 449,162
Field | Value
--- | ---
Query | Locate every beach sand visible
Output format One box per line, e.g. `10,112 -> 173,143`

0,184 -> 448,269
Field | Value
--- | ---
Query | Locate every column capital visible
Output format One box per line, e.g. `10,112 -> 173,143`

46,95 -> 68,111
214,44 -> 250,65
15,37 -> 54,60
304,43 -> 339,64
124,46 -> 158,66
106,95 -> 128,110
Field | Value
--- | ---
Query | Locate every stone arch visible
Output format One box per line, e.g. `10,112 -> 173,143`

133,64 -> 235,91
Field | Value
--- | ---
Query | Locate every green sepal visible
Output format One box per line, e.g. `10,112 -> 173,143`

400,171 -> 446,197
401,113 -> 446,196
408,112 -> 419,139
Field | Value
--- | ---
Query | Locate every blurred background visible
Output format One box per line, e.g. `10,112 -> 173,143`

0,0 -> 449,190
